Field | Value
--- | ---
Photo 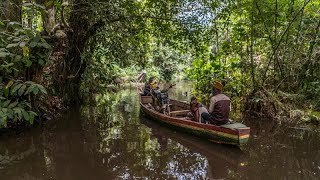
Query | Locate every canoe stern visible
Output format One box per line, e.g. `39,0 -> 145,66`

238,127 -> 250,145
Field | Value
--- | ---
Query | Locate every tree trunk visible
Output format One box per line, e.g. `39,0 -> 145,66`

53,0 -> 104,105
250,0 -> 256,90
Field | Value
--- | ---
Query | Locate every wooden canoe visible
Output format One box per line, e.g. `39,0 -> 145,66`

140,95 -> 250,146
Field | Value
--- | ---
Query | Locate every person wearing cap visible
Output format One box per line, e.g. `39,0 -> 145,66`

142,77 -> 155,95
202,81 -> 231,125
189,96 -> 209,123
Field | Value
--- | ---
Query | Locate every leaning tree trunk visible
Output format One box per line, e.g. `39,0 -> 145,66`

54,0 -> 104,105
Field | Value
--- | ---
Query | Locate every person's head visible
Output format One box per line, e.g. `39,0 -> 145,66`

150,81 -> 158,89
212,81 -> 223,95
190,96 -> 198,105
148,77 -> 155,83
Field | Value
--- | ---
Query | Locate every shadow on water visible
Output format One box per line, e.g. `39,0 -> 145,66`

0,81 -> 319,179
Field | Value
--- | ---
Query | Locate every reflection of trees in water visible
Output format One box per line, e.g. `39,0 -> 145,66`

81,88 -> 208,179
241,119 -> 320,179
143,118 -> 248,180
0,131 -> 48,179
4,86 -> 318,179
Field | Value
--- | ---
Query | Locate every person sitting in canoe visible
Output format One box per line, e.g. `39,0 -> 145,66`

201,81 -> 231,125
189,96 -> 209,123
142,77 -> 155,96
151,83 -> 175,114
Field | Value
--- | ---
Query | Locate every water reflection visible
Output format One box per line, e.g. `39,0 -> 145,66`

82,87 -> 211,179
0,82 -> 319,179
141,117 -> 247,179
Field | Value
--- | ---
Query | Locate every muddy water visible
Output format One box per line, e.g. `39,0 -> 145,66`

0,82 -> 319,180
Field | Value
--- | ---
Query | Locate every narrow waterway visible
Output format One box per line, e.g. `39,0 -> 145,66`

0,82 -> 319,180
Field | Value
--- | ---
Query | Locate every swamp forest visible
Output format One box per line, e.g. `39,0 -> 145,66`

0,0 -> 320,179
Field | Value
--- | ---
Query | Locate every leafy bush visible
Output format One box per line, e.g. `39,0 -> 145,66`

0,20 -> 50,128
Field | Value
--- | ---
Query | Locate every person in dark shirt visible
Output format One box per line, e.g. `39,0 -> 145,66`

142,77 -> 155,96
201,81 -> 231,125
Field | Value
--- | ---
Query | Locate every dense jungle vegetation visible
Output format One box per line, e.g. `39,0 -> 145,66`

0,0 -> 319,129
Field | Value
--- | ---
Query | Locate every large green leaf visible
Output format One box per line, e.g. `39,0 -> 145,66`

2,100 -> 11,107
0,52 -> 9,57
13,107 -> 22,120
30,41 -> 38,48
18,85 -> 27,96
41,42 -> 51,49
33,87 -> 39,95
29,111 -> 37,125
25,84 -> 36,95
11,83 -> 23,95
6,43 -> 19,48
7,109 -> 13,119
26,60 -> 33,67
8,101 -> 18,108
22,109 -> 29,121
37,84 -> 47,94
19,41 -> 26,48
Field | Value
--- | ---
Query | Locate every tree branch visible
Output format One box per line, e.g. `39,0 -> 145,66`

261,0 -> 311,85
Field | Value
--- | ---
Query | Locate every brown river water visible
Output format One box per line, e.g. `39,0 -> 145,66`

0,82 -> 319,180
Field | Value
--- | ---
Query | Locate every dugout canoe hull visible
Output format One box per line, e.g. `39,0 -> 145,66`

140,96 -> 250,146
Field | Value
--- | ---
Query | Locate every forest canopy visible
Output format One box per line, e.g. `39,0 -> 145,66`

0,0 -> 320,128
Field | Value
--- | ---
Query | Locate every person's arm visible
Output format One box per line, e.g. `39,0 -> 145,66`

160,84 -> 175,93
209,97 -> 215,114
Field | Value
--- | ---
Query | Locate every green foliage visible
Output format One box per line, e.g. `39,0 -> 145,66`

2,0 -> 318,124
0,20 -> 50,128
186,0 -> 320,116
0,80 -> 48,127
21,2 -> 47,31
152,44 -> 190,81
